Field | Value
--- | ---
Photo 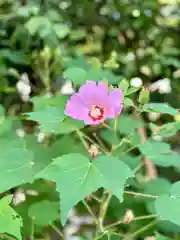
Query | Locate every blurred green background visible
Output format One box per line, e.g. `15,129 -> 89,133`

0,0 -> 180,239
0,0 -> 179,108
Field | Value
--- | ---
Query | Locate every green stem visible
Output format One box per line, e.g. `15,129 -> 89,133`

50,223 -> 64,239
83,200 -> 99,225
134,214 -> 158,221
124,191 -> 158,199
93,133 -> 108,152
76,129 -> 89,151
122,219 -> 157,240
105,214 -> 158,230
91,194 -> 102,203
0,234 -> 16,240
98,191 -> 112,232
30,218 -> 35,240
114,117 -> 118,132
82,132 -> 107,154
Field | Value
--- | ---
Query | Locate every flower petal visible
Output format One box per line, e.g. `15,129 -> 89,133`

78,81 -> 98,107
78,81 -> 109,107
65,93 -> 89,120
84,116 -> 105,126
108,89 -> 124,117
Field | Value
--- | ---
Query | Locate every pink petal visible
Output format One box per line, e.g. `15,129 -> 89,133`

79,81 -> 109,107
65,94 -> 89,120
84,116 -> 105,126
108,89 -> 124,117
78,81 -> 98,107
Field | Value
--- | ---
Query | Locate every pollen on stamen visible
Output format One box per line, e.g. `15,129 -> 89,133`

89,104 -> 104,121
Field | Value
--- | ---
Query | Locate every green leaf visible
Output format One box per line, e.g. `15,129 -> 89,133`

119,154 -> 141,170
139,140 -> 180,167
170,181 -> 180,198
100,129 -> 120,145
117,115 -> 143,135
69,29 -> 86,41
155,195 -> 180,226
0,50 -> 29,65
53,24 -> 70,39
140,140 -> 171,156
25,16 -> 51,35
151,122 -> 180,137
63,67 -> 87,85
143,103 -> 178,116
31,95 -> 68,111
26,107 -> 65,133
149,155 -> 180,167
143,178 -> 172,215
125,87 -> 140,96
143,178 -> 172,199
36,154 -> 133,224
0,148 -> 33,192
156,233 -> 173,240
86,68 -> 104,81
124,98 -> 134,107
56,118 -> 84,134
0,195 -> 22,240
28,200 -> 59,226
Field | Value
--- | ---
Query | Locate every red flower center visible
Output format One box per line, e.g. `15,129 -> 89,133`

89,104 -> 104,121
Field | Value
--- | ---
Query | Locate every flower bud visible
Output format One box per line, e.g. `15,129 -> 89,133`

123,209 -> 134,224
119,79 -> 129,93
138,87 -> 150,105
88,144 -> 100,159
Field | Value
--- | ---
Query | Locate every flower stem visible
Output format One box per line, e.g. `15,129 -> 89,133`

124,191 -> 158,198
105,214 -> 158,230
30,218 -> 35,240
76,129 -> 89,151
98,191 -> 112,232
93,133 -> 108,152
80,131 -> 107,154
122,219 -> 157,240
83,200 -> 99,225
114,117 -> 118,132
50,223 -> 64,239
0,234 -> 16,240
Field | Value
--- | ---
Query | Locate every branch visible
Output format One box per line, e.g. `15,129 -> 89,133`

136,115 -> 158,180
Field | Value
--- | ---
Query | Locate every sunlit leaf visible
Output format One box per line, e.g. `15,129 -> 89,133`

36,154 -> 133,224
0,195 -> 22,240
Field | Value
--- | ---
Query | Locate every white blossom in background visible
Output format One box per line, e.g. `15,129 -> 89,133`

61,80 -> 75,95
149,78 -> 172,94
112,12 -> 121,20
152,135 -> 163,141
12,188 -> 26,206
147,112 -> 161,122
64,208 -> 93,240
140,66 -> 152,76
126,52 -> 135,61
130,77 -> 143,87
173,69 -> 180,79
64,209 -> 80,240
16,128 -> 25,138
16,73 -> 31,102
37,132 -> 45,143
132,9 -> 140,17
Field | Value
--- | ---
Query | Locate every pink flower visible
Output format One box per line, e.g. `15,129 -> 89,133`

65,81 -> 123,125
